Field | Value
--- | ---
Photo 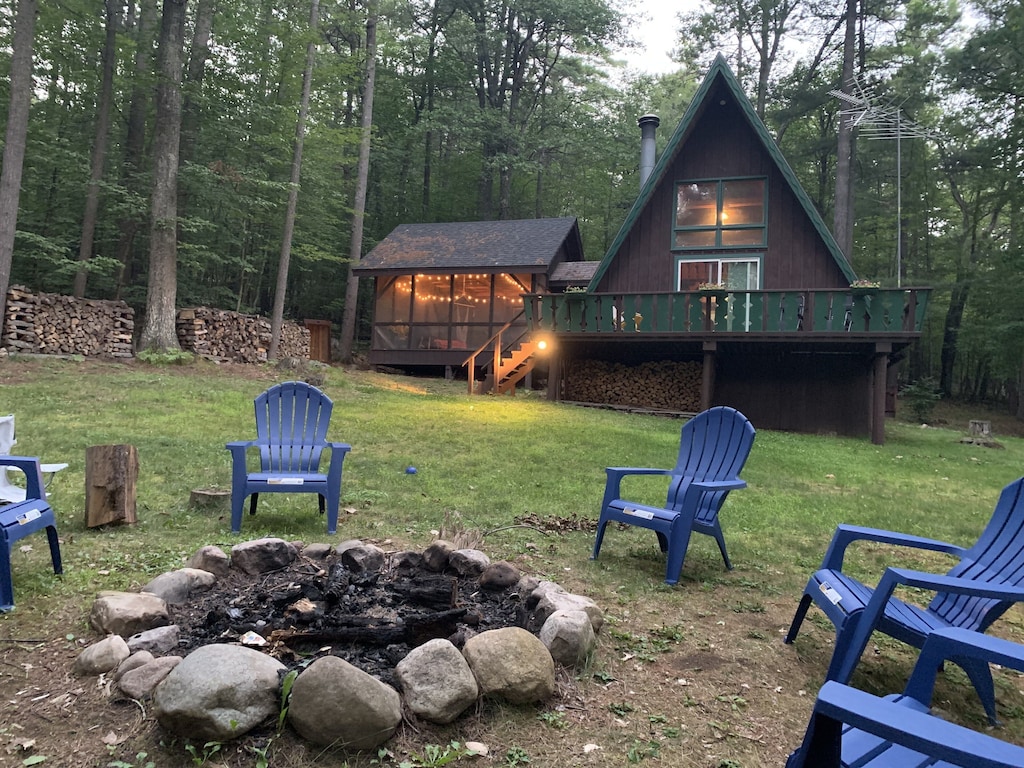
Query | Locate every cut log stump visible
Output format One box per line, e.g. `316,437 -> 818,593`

189,488 -> 230,512
969,420 -> 992,438
85,444 -> 139,527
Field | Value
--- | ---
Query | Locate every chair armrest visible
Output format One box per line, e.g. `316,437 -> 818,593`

820,524 -> 967,571
601,467 -> 672,511
807,682 -> 1024,768
325,442 -> 351,480
226,440 -> 259,453
691,479 -> 747,492
605,467 -> 672,478
877,567 -> 1024,602
0,455 -> 45,500
905,627 -> 1024,708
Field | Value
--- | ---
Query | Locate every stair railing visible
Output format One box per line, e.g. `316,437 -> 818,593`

462,310 -> 528,395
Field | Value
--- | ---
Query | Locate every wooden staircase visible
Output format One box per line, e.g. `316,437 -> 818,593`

476,340 -> 541,395
463,311 -> 543,395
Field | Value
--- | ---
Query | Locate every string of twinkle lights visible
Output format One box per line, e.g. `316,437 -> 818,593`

391,274 -> 526,305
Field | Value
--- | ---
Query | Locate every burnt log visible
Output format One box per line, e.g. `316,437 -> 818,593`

390,574 -> 459,609
273,607 -> 469,649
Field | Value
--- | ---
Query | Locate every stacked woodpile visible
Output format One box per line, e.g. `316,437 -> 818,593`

176,307 -> 309,363
2,286 -> 134,357
565,359 -> 702,412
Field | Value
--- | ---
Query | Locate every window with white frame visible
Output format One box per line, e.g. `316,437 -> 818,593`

677,257 -> 761,292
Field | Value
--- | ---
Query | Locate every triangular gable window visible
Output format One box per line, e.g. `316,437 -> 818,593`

674,177 -> 767,249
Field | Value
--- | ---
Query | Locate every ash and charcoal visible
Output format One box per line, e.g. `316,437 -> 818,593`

170,552 -> 529,687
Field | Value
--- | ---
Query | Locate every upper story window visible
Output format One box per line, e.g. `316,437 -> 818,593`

674,177 -> 767,249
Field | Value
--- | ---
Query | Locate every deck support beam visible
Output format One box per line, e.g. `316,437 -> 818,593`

871,343 -> 892,445
701,341 -> 718,411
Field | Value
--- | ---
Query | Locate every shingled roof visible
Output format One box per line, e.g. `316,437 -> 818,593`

353,217 -> 583,274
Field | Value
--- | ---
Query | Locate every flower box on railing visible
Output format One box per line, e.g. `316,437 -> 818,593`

849,280 -> 881,295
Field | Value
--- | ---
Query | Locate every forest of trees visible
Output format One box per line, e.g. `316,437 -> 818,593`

0,0 -> 1021,416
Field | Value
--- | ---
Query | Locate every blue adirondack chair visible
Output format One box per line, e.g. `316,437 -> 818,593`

787,628 -> 1024,768
1,456 -> 63,612
590,406 -> 755,585
227,381 -> 351,534
785,476 -> 1024,724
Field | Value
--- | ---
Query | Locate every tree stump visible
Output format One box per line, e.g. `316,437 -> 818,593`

85,444 -> 139,527
969,420 -> 992,438
960,420 -> 1002,449
189,488 -> 230,512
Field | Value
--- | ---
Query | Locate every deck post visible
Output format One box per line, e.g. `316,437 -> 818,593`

701,341 -> 717,410
547,353 -> 561,401
871,343 -> 891,445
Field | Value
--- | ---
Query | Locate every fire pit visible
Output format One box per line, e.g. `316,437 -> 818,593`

79,536 -> 602,749
172,540 -> 528,687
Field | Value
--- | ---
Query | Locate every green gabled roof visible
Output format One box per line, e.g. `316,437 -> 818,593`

587,54 -> 856,289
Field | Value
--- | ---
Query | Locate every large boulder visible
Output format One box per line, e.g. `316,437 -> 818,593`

462,627 -> 555,704
73,635 -> 130,676
141,568 -> 216,605
89,592 -> 170,637
230,538 -> 297,575
287,656 -> 402,750
538,609 -> 597,667
394,639 -> 478,724
153,644 -> 285,741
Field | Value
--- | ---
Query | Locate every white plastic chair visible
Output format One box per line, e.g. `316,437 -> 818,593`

0,415 -> 68,504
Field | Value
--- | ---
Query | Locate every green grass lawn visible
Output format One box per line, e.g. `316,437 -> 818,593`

2,356 -> 1024,767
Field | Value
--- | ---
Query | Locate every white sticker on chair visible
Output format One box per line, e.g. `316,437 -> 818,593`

819,582 -> 842,605
16,509 -> 42,525
623,508 -> 655,520
268,478 -> 304,485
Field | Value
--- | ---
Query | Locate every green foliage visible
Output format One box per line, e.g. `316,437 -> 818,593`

626,740 -> 660,763
537,710 -> 569,729
399,742 -> 471,768
135,349 -> 196,366
183,741 -> 222,765
902,377 -> 941,423
503,747 -> 531,766
278,668 -> 299,732
106,751 -> 155,768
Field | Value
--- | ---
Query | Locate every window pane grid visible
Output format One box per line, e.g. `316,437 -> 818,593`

673,178 -> 766,249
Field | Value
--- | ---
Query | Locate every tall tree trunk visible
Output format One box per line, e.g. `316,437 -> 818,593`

140,0 -> 188,352
0,0 -> 38,321
115,0 -> 159,298
338,3 -> 378,363
73,0 -> 120,298
178,0 -> 215,216
832,0 -> 857,261
270,0 -> 319,360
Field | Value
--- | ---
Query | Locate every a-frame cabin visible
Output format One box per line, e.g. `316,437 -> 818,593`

526,55 -> 929,443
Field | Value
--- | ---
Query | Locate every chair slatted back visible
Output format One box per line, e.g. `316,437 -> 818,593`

254,382 -> 333,473
927,478 -> 1024,631
666,407 -> 755,524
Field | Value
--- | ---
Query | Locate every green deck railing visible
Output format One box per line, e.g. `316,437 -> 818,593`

524,288 -> 930,336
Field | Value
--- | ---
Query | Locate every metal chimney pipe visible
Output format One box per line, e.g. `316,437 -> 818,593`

638,114 -> 660,190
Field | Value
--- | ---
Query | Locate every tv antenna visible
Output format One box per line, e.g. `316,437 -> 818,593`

829,75 -> 935,287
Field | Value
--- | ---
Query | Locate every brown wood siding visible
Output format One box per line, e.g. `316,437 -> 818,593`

598,89 -> 849,293
713,348 -> 871,437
